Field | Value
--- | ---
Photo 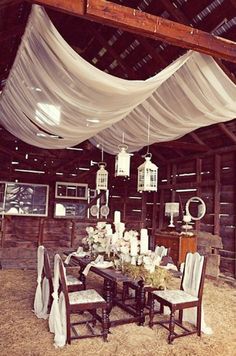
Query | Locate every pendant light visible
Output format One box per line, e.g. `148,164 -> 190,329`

96,145 -> 108,190
137,112 -> 158,192
115,133 -> 131,177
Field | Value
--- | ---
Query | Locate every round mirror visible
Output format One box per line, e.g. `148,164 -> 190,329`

185,196 -> 206,221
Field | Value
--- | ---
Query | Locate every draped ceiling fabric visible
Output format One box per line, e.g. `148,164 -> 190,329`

0,5 -> 236,154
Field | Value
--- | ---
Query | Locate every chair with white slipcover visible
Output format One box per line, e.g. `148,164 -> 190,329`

33,245 -> 50,319
148,252 -> 209,343
58,256 -> 109,344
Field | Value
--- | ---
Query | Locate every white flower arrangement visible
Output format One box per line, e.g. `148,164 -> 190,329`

82,222 -> 110,253
112,230 -> 139,261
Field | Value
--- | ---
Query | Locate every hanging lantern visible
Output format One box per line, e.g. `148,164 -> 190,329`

96,162 -> 108,190
115,144 -> 131,177
137,153 -> 158,192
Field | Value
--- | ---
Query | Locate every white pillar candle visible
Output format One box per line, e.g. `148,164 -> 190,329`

114,211 -> 121,223
106,227 -> 113,236
130,236 -> 138,256
140,228 -> 149,255
111,232 -> 118,246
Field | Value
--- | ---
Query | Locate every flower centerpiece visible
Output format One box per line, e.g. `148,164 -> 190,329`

82,222 -> 112,255
111,229 -> 139,263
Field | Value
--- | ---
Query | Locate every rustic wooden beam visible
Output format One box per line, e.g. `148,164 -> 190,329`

135,35 -> 168,68
156,140 -> 209,152
230,0 -> 236,9
0,0 -> 21,9
195,158 -> 202,231
151,191 -> 158,246
31,0 -> 86,15
189,132 -> 208,146
218,123 -> 236,144
86,0 -> 236,64
28,0 -> 236,63
214,154 -> 221,235
159,179 -> 215,190
0,25 -> 25,43
158,189 -> 164,230
88,26 -> 138,79
159,0 -> 190,25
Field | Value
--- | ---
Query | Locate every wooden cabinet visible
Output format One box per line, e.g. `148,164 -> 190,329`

155,233 -> 197,267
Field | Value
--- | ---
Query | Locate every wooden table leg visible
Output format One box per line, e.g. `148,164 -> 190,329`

137,279 -> 145,326
103,278 -> 114,314
79,266 -> 86,289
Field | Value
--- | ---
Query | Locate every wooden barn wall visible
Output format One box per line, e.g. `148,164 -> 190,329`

156,153 -> 236,278
0,151 -> 235,277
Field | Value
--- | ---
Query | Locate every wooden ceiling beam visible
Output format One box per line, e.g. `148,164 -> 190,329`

88,26 -> 138,79
159,0 -> 190,25
0,25 -> 25,43
135,35 -> 167,68
0,0 -> 21,9
160,0 -> 236,83
156,140 -> 209,152
28,0 -> 236,63
85,0 -> 236,64
31,0 -> 86,15
218,123 -> 236,144
189,132 -> 208,147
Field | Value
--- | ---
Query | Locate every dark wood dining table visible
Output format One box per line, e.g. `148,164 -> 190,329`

63,252 -> 146,328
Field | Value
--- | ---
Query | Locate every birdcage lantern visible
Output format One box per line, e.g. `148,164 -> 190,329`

137,153 -> 158,192
96,162 -> 108,190
115,144 -> 131,177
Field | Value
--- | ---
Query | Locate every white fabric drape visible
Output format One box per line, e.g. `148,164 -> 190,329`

49,254 -> 67,348
182,252 -> 213,335
33,245 -> 50,319
0,5 -> 235,153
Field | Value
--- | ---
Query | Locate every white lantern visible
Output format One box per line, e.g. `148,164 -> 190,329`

137,154 -> 158,192
96,162 -> 108,190
115,144 -> 131,177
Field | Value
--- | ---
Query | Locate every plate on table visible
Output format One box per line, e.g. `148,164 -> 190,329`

93,261 -> 113,269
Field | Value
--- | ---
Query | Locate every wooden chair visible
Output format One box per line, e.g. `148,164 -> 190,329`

148,252 -> 207,344
59,258 -> 109,344
43,248 -> 84,300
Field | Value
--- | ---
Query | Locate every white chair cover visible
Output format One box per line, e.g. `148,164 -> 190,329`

49,254 -> 67,348
182,252 -> 213,334
33,245 -> 50,319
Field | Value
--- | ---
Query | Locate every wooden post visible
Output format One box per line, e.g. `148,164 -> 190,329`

141,192 -> 147,228
151,191 -> 158,249
122,185 -> 128,222
214,155 -> 221,235
71,220 -> 76,248
195,158 -> 202,231
158,189 -> 164,230
38,218 -> 45,245
171,164 -> 177,201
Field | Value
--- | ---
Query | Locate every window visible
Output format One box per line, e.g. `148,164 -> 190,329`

55,182 -> 88,200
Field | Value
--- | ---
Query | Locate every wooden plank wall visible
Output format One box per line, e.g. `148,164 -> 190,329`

156,152 -> 236,278
0,150 -> 235,277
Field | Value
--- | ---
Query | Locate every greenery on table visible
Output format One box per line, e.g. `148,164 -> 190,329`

123,263 -> 171,289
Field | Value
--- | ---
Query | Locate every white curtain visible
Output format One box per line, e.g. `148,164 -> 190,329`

33,245 -> 50,319
0,5 -> 235,153
49,254 -> 67,348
